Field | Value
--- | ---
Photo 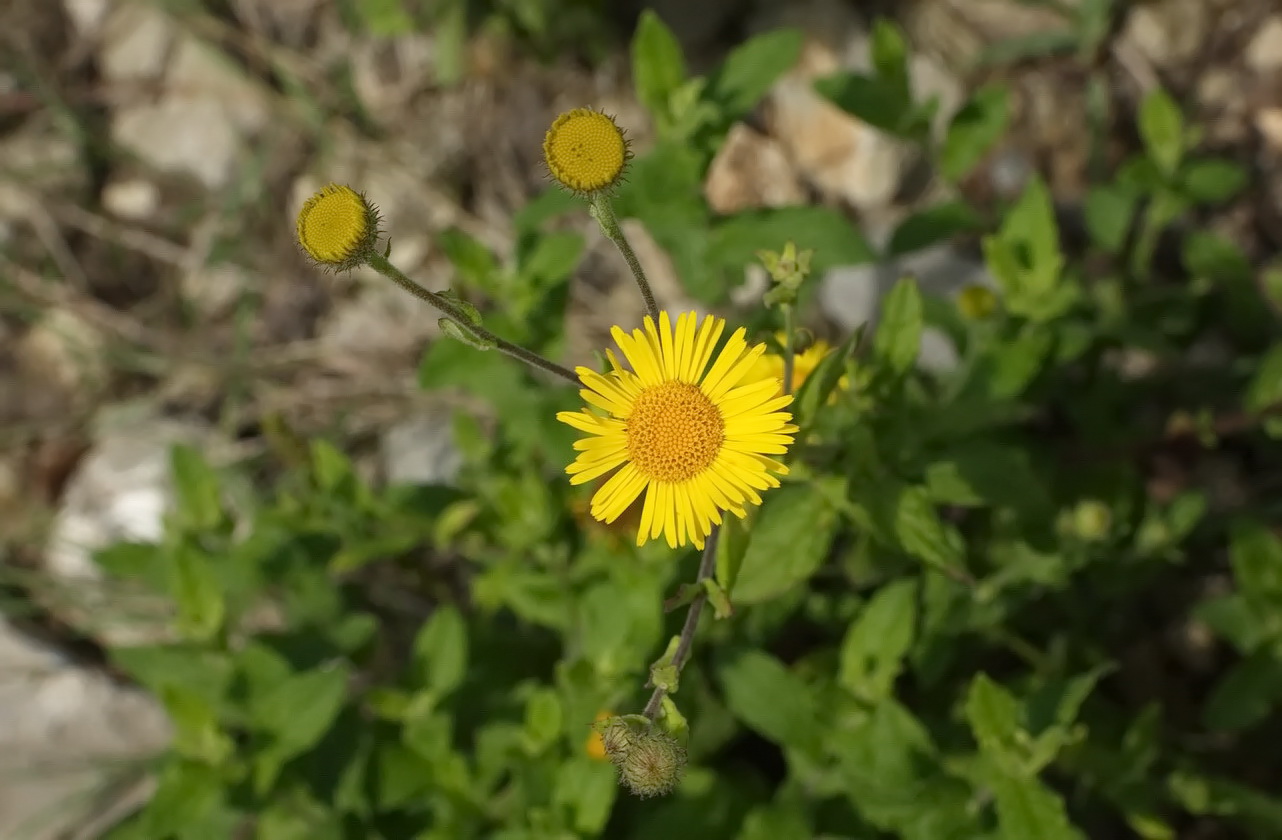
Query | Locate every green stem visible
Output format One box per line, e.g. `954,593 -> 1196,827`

781,304 -> 796,397
590,194 -> 660,324
642,527 -> 720,721
366,252 -> 581,386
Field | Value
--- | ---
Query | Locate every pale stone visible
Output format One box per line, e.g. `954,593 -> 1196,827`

1256,107 -> 1282,152
99,3 -> 174,83
704,123 -> 805,214
381,405 -> 463,487
181,262 -> 249,319
18,310 -> 108,395
61,0 -> 110,36
1246,16 -> 1282,73
102,177 -> 160,220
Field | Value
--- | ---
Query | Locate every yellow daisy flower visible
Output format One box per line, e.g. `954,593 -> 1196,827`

557,312 -> 797,550
747,334 -> 850,399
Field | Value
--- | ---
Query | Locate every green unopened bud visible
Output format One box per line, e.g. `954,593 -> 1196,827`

758,241 -> 813,308
593,715 -> 686,798
1069,499 -> 1112,542
957,284 -> 998,320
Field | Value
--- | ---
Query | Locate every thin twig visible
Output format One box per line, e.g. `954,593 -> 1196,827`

643,528 -> 720,721
590,194 -> 660,324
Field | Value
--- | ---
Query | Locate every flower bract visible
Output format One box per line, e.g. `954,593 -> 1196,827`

295,183 -> 381,271
557,312 -> 797,550
543,108 -> 630,194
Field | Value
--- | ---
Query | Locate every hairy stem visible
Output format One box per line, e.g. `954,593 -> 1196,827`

367,252 -> 580,386
643,528 -> 720,721
590,194 -> 660,324
781,304 -> 796,398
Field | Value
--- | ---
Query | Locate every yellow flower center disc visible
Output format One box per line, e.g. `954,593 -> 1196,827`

297,185 -> 369,264
543,109 -> 628,193
625,381 -> 725,483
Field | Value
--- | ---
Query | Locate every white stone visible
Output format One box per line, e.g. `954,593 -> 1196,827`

112,97 -> 240,189
0,616 -> 169,840
46,414 -> 209,583
182,262 -> 249,319
381,405 -> 463,487
18,309 -> 109,395
99,3 -> 174,83
1120,1 -> 1206,70
102,177 -> 160,220
1256,107 -> 1282,153
62,0 -> 110,37
1246,16 -> 1282,73
704,123 -> 805,214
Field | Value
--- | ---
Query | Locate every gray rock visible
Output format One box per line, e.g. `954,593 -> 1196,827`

0,616 -> 169,840
381,404 -> 464,487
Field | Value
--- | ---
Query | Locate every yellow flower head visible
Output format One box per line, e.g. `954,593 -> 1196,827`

747,334 -> 849,399
543,108 -> 630,195
957,283 -> 998,320
585,710 -> 614,761
557,312 -> 797,550
295,183 -> 381,271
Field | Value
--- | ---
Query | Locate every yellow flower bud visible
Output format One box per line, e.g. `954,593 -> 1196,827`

543,108 -> 631,195
957,284 -> 998,320
295,183 -> 381,271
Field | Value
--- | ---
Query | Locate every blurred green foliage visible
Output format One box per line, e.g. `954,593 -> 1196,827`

92,12 -> 1282,840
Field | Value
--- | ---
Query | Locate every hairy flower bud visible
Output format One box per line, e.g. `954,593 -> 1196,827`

592,714 -> 687,798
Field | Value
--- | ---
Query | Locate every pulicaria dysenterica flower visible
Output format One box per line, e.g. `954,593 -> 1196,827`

747,334 -> 850,399
557,312 -> 797,550
543,108 -> 630,194
295,183 -> 381,271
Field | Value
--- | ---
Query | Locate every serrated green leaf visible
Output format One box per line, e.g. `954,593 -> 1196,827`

1202,649 -> 1282,731
893,485 -> 968,577
888,201 -> 982,256
170,445 -> 222,532
251,664 -> 350,756
718,650 -> 821,754
966,673 -> 1023,763
988,766 -> 1083,840
1179,157 -> 1247,204
941,84 -> 1010,181
873,277 -> 924,376
632,10 -> 687,121
731,483 -> 838,604
171,543 -> 224,643
705,28 -> 803,121
412,605 -> 468,697
838,578 -> 918,702
1139,88 -> 1185,177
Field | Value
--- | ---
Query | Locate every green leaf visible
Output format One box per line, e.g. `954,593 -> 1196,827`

737,803 -> 812,840
170,543 -> 224,643
310,439 -> 356,495
838,578 -> 918,702
170,445 -> 222,532
1179,157 -> 1247,204
554,758 -> 618,834
139,759 -> 225,837
1181,232 -> 1251,283
814,72 -> 911,135
965,673 -> 1023,765
632,10 -> 687,121
439,317 -> 497,351
924,441 -> 1051,519
1230,520 -> 1282,603
1246,344 -> 1282,415
412,605 -> 468,697
437,228 -> 498,292
715,512 -> 751,595
111,644 -> 232,705
1138,87 -> 1185,177
1001,176 -> 1064,292
161,684 -> 233,766
718,650 -> 822,754
887,201 -> 982,257
251,664 -> 350,756
705,28 -> 803,121
354,0 -> 415,36
873,277 -> 924,376
521,230 -> 584,286
988,766 -> 1083,840
892,485 -> 968,578
793,326 -> 862,427
523,687 -> 563,752
870,18 -> 911,98
732,483 -> 838,604
1202,649 -> 1282,731
1083,184 -> 1138,255
709,207 -> 874,273
941,84 -> 1010,181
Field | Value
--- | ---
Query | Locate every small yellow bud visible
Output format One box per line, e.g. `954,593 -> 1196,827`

585,710 -> 614,761
295,183 -> 381,271
957,284 -> 998,320
543,108 -> 631,195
